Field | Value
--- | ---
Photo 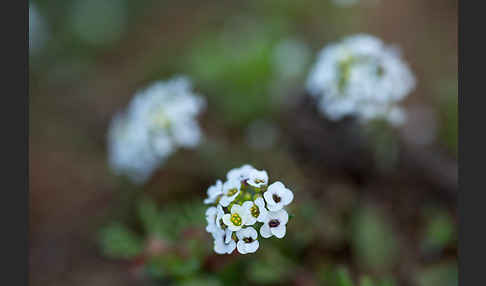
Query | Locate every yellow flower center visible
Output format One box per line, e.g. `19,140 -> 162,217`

250,205 -> 260,218
227,188 -> 238,196
151,111 -> 171,129
231,213 -> 242,226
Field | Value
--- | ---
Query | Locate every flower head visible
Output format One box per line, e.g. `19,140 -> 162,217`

260,209 -> 289,239
306,34 -> 415,125
204,165 -> 294,254
107,77 -> 205,184
264,182 -> 294,212
222,204 -> 250,231
236,227 -> 259,254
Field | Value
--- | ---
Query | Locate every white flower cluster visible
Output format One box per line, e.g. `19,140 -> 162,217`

306,34 -> 416,125
108,77 -> 206,184
204,165 -> 294,254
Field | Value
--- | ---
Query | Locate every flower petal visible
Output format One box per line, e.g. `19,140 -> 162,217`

222,214 -> 232,227
236,241 -> 247,254
282,189 -> 294,205
276,209 -> 289,225
260,223 -> 272,238
245,240 -> 259,253
267,202 -> 283,212
271,225 -> 286,238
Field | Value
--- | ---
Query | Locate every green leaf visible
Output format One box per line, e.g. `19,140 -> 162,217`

137,196 -> 159,235
99,223 -> 143,259
360,276 -> 375,286
335,268 -> 355,286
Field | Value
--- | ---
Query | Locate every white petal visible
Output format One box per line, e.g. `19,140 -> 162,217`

205,207 -> 217,217
228,223 -> 241,232
236,241 -> 247,254
224,229 -> 233,244
222,214 -> 232,227
260,223 -> 272,238
275,209 -> 289,225
219,195 -> 234,207
267,202 -> 283,212
236,229 -> 243,240
263,189 -> 275,205
226,240 -> 236,254
231,204 -> 244,214
246,215 -> 257,225
246,227 -> 258,239
226,164 -> 255,181
214,243 -> 226,254
281,189 -> 294,206
268,181 -> 285,193
245,240 -> 259,253
242,201 -> 253,210
271,225 -> 286,238
247,169 -> 268,188
254,197 -> 266,208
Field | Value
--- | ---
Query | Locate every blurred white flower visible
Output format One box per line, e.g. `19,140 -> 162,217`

260,209 -> 289,239
264,181 -> 294,212
306,34 -> 416,125
223,204 -> 251,231
107,76 -> 205,184
236,227 -> 259,254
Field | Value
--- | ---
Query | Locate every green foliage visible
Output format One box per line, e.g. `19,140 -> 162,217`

416,262 -> 458,286
421,207 -> 456,252
99,223 -> 143,259
185,22 -> 287,127
247,245 -> 294,284
351,206 -> 399,271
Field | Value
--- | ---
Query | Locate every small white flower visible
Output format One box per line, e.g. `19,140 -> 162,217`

260,209 -> 289,239
306,34 -> 415,124
222,204 -> 250,232
107,77 -> 205,184
207,205 -> 227,235
226,164 -> 255,182
205,206 -> 218,233
213,228 -> 236,254
242,197 -> 268,225
219,179 -> 241,207
236,227 -> 259,254
247,169 -> 269,188
263,181 -> 294,212
204,180 -> 223,204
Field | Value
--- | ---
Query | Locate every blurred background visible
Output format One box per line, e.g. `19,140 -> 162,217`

29,0 -> 457,285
